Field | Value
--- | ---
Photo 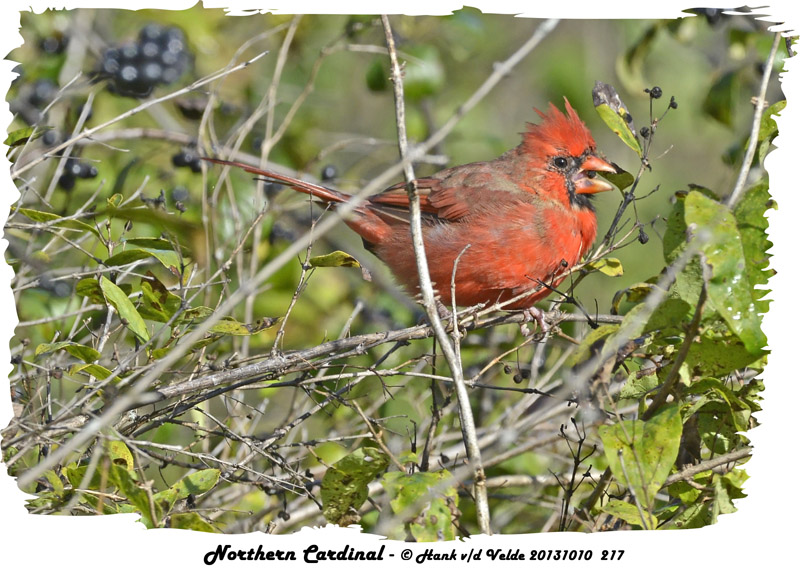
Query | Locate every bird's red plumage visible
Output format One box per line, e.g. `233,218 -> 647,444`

206,99 -> 615,310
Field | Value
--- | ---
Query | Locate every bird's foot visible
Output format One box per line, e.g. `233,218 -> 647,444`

520,307 -> 549,337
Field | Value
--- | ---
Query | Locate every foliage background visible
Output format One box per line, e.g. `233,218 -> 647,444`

0,2 -> 790,541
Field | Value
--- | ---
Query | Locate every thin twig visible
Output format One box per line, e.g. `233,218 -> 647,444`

381,14 -> 491,534
727,31 -> 782,208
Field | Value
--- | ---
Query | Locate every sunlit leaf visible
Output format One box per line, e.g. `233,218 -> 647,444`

593,81 -> 642,156
309,250 -> 361,268
684,191 -> 767,352
5,126 -> 51,148
599,404 -> 682,513
586,257 -> 624,277
601,499 -> 658,529
35,341 -> 101,363
106,440 -> 135,471
99,276 -> 150,342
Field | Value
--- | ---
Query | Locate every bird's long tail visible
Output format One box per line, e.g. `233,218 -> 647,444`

203,158 -> 351,205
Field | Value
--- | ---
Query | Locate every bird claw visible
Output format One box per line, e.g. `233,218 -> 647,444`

520,307 -> 549,337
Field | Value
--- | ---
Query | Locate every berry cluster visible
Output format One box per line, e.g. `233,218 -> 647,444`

58,158 -> 98,190
98,24 -> 191,98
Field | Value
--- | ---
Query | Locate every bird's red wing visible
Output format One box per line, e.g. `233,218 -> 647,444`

369,177 -> 473,222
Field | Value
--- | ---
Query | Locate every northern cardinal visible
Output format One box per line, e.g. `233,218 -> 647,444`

207,99 -> 615,316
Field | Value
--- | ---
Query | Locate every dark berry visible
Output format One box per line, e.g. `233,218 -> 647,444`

101,48 -> 121,74
42,129 -> 61,146
29,79 -> 57,107
638,227 -> 649,244
139,23 -> 163,43
58,173 -> 76,190
669,97 -> 678,109
141,62 -> 163,83
321,164 -> 337,181
503,364 -> 512,374
40,33 -> 68,55
172,149 -> 201,172
171,186 -> 189,203
648,86 -> 663,99
80,163 -> 98,179
65,159 -> 83,177
640,126 -> 650,139
140,40 -> 160,59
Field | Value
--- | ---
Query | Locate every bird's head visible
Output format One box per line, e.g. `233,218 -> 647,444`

522,98 -> 617,209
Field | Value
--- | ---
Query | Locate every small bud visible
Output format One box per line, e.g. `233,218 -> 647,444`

669,96 -> 678,109
638,227 -> 649,244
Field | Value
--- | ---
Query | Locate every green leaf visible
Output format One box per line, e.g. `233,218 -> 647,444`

138,276 -> 182,323
110,465 -> 160,528
685,330 -> 765,378
169,512 -> 216,532
382,469 -> 459,541
99,277 -> 150,342
35,341 -> 101,363
321,446 -> 389,525
619,371 -> 658,400
68,363 -> 113,380
757,100 -> 785,164
365,58 -> 388,92
106,440 -> 135,471
5,126 -> 51,148
703,71 -> 738,127
586,257 -> 624,277
611,282 -> 658,314
733,180 -> 774,314
402,45 -> 445,101
644,298 -> 691,333
105,239 -> 187,271
567,324 -> 618,367
309,250 -> 361,268
601,498 -> 657,529
17,207 -> 101,240
64,462 -> 101,490
592,81 -> 642,156
76,278 -> 132,304
599,404 -> 682,515
153,469 -> 220,513
207,316 -> 279,336
684,191 -> 767,352
600,168 -> 635,192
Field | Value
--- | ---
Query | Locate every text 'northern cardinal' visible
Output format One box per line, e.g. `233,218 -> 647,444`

207,99 -> 616,313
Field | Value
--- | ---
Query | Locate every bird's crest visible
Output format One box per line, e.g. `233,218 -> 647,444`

523,98 -> 597,159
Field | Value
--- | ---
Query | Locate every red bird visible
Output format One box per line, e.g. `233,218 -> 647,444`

208,99 -> 615,317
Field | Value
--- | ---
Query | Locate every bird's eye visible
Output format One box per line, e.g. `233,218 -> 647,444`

553,157 -> 569,169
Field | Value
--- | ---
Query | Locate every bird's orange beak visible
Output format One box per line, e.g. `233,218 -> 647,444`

573,155 -> 617,194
